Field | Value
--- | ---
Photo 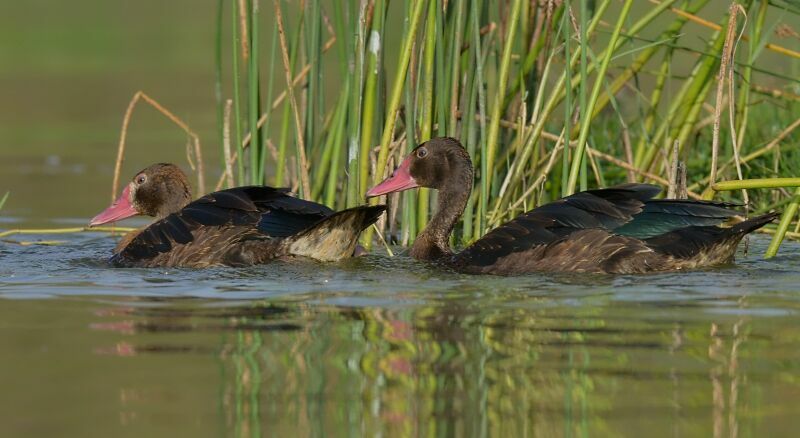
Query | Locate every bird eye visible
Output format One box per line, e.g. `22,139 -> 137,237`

135,174 -> 147,185
416,147 -> 428,158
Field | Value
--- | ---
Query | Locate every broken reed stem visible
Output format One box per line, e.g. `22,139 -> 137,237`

112,91 -> 205,203
590,146 -> 703,200
273,0 -> 311,199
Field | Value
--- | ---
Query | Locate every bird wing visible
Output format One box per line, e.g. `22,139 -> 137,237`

453,183 -> 740,268
116,186 -> 333,261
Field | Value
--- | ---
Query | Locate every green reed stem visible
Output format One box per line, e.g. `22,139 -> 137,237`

372,0 -> 427,186
231,0 -> 245,185
566,0 -> 633,196
324,88 -> 350,207
562,2 -> 572,197
364,0 -> 426,246
306,0 -> 322,160
714,178 -> 800,191
248,0 -> 261,185
418,0 -> 436,233
471,0 -> 488,240
346,0 -> 366,208
766,186 -> 800,258
579,0 -> 590,193
359,0 -> 384,198
484,0 -> 522,200
274,2 -> 303,187
214,0 -> 226,185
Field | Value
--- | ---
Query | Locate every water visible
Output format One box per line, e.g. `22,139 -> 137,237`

1,231 -> 800,436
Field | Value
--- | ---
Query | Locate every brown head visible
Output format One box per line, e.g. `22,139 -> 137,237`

89,163 -> 192,226
366,137 -> 473,198
366,137 -> 474,260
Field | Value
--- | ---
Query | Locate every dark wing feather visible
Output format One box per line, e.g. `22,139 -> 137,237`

162,214 -> 193,244
643,226 -> 728,259
243,186 -> 334,216
257,209 -> 325,237
453,183 -> 749,269
116,186 -> 334,261
613,200 -> 740,239
194,189 -> 259,212
454,184 -> 660,267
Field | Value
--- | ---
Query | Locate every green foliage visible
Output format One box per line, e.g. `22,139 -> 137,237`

213,0 -> 800,250
0,191 -> 8,211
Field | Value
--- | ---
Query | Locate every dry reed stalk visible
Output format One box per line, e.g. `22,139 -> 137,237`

649,0 -> 800,59
222,99 -> 235,189
622,127 -> 636,182
752,84 -> 800,101
708,4 -> 741,192
727,5 -> 748,206
112,91 -> 205,202
667,140 -> 688,199
687,115 -> 800,194
273,0 -> 311,199
0,226 -> 137,239
590,147 -> 703,200
505,132 -> 566,213
264,138 -> 279,162
237,0 -> 249,61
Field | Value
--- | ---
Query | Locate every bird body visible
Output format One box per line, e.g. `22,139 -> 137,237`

91,164 -> 385,268
367,137 -> 777,275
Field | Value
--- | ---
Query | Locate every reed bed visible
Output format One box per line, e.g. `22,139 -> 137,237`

199,0 -> 800,254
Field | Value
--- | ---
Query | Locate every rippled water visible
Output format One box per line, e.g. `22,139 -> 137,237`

1,230 -> 800,436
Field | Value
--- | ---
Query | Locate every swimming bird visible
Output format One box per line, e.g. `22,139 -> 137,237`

366,137 -> 777,275
90,163 -> 385,268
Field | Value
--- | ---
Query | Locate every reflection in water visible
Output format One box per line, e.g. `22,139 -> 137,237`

85,292 -> 799,437
1,234 -> 798,435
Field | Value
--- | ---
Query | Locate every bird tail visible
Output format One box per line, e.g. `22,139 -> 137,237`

288,205 -> 387,261
644,211 -> 779,265
731,212 -> 780,235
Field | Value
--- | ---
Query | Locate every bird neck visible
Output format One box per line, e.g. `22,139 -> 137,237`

409,168 -> 473,261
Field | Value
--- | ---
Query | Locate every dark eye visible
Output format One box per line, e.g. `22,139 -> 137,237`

416,147 -> 428,158
135,174 -> 147,185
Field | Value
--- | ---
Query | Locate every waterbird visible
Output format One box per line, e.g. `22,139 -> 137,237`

90,163 -> 385,268
366,137 -> 778,275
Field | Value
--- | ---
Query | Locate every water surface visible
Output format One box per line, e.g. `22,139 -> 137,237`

1,232 -> 800,436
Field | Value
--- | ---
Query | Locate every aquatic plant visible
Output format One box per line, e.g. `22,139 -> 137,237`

0,191 -> 8,212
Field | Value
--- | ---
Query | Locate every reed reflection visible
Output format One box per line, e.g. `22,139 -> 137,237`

88,293 -> 784,437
